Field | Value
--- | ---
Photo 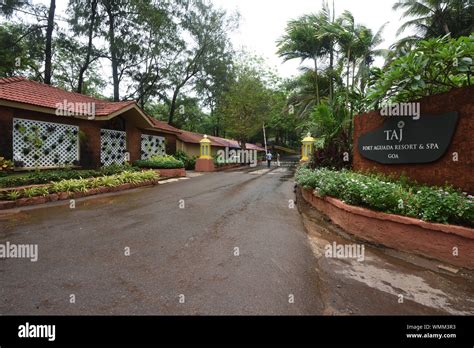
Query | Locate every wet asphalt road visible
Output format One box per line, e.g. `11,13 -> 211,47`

0,163 -> 473,315
0,164 -> 323,314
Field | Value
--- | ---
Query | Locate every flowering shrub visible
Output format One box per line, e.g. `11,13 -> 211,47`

295,166 -> 473,227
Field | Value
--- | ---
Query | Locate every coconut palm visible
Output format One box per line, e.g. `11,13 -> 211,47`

355,24 -> 388,94
393,0 -> 474,40
277,14 -> 330,104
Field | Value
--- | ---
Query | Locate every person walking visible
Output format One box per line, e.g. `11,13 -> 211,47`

266,152 -> 272,168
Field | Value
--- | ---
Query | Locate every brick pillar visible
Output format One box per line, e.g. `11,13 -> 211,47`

79,122 -> 101,168
126,123 -> 141,163
0,107 -> 13,160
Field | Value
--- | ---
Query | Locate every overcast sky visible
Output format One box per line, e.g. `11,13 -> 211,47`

212,0 -> 406,78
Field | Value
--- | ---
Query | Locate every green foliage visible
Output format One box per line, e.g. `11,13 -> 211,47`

295,166 -> 473,227
309,131 -> 352,170
0,165 -> 132,188
174,151 -> 197,170
99,163 -> 136,176
367,35 -> 473,107
0,156 -> 14,173
0,23 -> 43,78
3,171 -> 158,200
393,0 -> 474,41
6,190 -> 21,200
133,155 -> 184,169
219,61 -> 275,145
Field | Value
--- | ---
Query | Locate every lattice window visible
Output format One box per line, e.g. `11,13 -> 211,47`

13,118 -> 79,168
141,134 -> 166,159
100,129 -> 127,166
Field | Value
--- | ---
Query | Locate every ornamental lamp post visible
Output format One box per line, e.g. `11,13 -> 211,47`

195,134 -> 215,172
301,132 -> 315,162
199,134 -> 212,159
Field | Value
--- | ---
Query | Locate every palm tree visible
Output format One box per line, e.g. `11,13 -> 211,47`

277,14 -> 329,104
393,0 -> 473,41
286,67 -> 330,121
315,0 -> 337,101
354,24 -> 388,94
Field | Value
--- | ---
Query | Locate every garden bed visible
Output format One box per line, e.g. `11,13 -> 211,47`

295,166 -> 473,227
0,164 -> 136,188
300,187 -> 474,269
296,166 -> 474,269
0,170 -> 160,210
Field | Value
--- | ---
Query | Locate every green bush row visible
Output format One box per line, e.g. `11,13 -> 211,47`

0,164 -> 135,188
133,155 -> 184,169
295,166 -> 473,227
2,170 -> 158,201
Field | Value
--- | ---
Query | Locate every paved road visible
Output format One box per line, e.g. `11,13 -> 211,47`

0,164 -> 473,314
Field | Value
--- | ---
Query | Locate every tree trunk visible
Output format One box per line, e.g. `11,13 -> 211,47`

106,5 -> 120,101
77,0 -> 98,94
442,21 -> 450,35
329,44 -> 334,102
168,88 -> 180,125
44,0 -> 56,85
345,50 -> 350,109
313,57 -> 320,105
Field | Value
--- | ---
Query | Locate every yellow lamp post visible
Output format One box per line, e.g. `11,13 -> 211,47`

301,132 -> 315,162
200,134 -> 212,159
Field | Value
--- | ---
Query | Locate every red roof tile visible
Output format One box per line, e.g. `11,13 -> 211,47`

146,116 -> 181,134
0,77 -> 136,116
0,77 -> 182,134
178,130 -> 263,150
245,143 -> 266,151
178,130 -> 217,145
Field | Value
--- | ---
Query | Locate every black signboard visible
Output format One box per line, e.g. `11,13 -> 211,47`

358,112 -> 459,164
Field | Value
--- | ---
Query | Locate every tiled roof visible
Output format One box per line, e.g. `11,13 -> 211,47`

0,78 -> 266,144
245,143 -> 266,152
0,77 -> 134,116
208,135 -> 240,148
178,130 -> 264,150
178,130 -> 241,148
0,77 -> 181,134
177,130 -> 222,146
146,116 -> 181,134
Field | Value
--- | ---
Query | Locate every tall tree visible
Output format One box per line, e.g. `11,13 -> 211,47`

393,0 -> 474,42
165,0 -> 236,125
0,0 -> 55,83
67,0 -> 102,93
43,0 -> 55,84
219,64 -> 273,148
277,14 -> 329,105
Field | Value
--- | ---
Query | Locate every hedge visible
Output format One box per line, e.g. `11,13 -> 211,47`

133,155 -> 184,169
